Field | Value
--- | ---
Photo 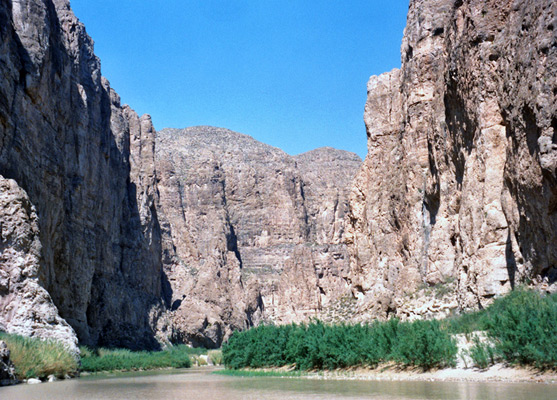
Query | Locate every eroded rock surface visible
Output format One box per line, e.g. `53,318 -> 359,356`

0,340 -> 17,386
156,127 -> 361,346
0,0 -> 164,349
347,0 -> 557,320
0,176 -> 77,353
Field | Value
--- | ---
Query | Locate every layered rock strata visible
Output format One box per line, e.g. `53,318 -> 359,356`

0,0 -> 163,349
347,0 -> 557,320
156,127 -> 361,346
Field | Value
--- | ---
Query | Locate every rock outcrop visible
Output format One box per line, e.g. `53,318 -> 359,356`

0,176 -> 77,353
0,341 -> 17,386
347,0 -> 557,320
155,127 -> 361,346
0,0 -> 164,349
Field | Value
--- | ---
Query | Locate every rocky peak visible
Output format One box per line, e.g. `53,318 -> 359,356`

155,126 -> 361,346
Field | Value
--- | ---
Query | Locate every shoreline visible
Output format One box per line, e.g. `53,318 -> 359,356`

228,364 -> 557,384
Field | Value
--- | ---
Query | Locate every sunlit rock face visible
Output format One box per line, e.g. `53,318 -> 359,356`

155,127 -> 361,347
0,0 -> 164,349
0,176 -> 78,354
347,0 -> 557,320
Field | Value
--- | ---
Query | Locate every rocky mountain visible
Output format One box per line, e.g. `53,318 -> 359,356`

347,0 -> 557,321
155,127 -> 361,347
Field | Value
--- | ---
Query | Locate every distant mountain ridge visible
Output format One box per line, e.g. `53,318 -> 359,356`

155,126 -> 361,346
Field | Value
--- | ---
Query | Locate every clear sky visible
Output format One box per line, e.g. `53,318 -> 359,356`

70,1 -> 409,159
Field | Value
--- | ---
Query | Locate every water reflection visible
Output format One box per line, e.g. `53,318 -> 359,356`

0,368 -> 555,400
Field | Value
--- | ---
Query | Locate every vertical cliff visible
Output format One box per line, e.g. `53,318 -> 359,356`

155,127 -> 361,346
347,0 -> 557,320
0,0 -> 164,349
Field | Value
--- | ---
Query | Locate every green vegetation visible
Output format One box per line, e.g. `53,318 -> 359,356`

391,320 -> 458,369
442,308 -> 488,335
80,345 -> 193,372
223,288 -> 557,372
0,332 -> 78,380
467,336 -> 495,369
445,288 -> 557,369
484,288 -> 557,369
222,319 -> 457,371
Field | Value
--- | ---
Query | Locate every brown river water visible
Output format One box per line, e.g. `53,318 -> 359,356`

1,368 -> 556,400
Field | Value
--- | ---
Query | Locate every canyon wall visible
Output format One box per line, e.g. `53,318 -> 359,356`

155,127 -> 360,347
0,0 -> 163,350
347,0 -> 557,320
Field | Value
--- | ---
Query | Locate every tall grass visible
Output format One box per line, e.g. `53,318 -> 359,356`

0,332 -> 78,380
80,345 -> 193,372
208,349 -> 223,365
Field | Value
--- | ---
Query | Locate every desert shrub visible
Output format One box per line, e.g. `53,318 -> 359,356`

208,350 -> 223,365
370,317 -> 399,361
468,336 -> 496,369
222,318 -> 456,371
391,319 -> 457,369
443,308 -> 488,334
0,332 -> 78,380
483,288 -> 557,368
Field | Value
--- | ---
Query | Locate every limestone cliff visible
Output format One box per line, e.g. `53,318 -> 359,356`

155,127 -> 361,347
347,0 -> 557,320
0,0 -> 163,349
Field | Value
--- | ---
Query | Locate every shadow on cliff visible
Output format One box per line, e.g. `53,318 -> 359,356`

502,107 -> 557,288
0,0 -> 169,351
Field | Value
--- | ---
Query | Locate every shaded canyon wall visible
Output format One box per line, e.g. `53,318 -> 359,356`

0,0 -> 163,350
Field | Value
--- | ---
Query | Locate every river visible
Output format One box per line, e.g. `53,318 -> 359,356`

1,368 -> 556,399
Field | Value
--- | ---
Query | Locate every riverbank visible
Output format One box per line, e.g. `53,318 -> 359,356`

0,331 -> 224,385
218,364 -> 557,384
222,289 -> 557,372
5,366 -> 556,400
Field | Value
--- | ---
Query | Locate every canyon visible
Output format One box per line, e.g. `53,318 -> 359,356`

0,0 -> 556,351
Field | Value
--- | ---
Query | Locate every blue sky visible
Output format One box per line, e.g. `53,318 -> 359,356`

71,1 -> 409,159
